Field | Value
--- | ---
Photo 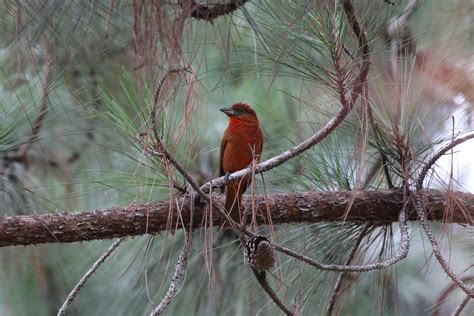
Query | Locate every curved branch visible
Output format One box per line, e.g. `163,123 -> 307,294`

326,223 -> 371,315
57,237 -> 124,315
415,132 -> 474,298
273,206 -> 408,272
432,276 -> 474,316
452,295 -> 471,316
151,226 -> 193,315
151,193 -> 194,315
252,270 -> 293,316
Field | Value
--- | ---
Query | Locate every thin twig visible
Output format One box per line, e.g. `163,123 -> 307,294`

28,44 -> 53,144
151,193 -> 194,315
432,276 -> 474,316
415,132 -> 474,298
366,96 -> 394,189
16,43 -> 53,158
273,203 -> 408,272
253,270 -> 294,316
326,223 -> 371,315
57,238 -> 125,315
452,295 -> 471,316
102,0 -> 116,38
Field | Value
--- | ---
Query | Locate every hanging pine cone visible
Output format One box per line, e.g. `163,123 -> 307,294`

244,235 -> 276,272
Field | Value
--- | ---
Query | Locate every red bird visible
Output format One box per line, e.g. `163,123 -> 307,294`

219,103 -> 263,224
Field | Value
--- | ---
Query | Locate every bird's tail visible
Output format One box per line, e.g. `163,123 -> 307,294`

223,176 -> 250,226
225,184 -> 242,224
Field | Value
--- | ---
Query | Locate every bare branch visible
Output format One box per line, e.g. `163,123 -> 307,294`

432,276 -> 474,316
415,132 -> 474,298
14,44 -> 53,159
151,221 -> 193,315
28,44 -> 53,145
150,193 -> 194,315
386,0 -> 418,70
57,237 -> 124,315
273,205 -> 408,272
452,295 -> 471,316
1,189 -> 472,248
252,270 -> 294,316
326,223 -> 371,315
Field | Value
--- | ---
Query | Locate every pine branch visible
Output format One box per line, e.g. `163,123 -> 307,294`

0,189 -> 472,248
414,133 -> 474,298
57,237 -> 124,315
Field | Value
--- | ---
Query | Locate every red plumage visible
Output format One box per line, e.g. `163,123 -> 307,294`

219,103 -> 263,224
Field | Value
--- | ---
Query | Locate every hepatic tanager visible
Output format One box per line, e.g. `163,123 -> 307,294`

219,103 -> 263,224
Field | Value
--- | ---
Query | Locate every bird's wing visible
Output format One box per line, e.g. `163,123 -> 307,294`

219,139 -> 227,177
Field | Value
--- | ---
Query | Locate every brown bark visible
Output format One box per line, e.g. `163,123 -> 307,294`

0,189 -> 472,248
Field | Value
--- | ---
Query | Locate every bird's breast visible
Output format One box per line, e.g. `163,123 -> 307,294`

222,125 -> 263,173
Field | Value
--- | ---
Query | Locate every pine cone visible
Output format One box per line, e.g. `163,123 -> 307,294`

244,236 -> 276,272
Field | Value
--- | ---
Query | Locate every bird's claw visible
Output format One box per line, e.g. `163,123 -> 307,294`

220,172 -> 231,193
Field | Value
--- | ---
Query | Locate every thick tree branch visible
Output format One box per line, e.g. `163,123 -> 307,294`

0,189 -> 472,248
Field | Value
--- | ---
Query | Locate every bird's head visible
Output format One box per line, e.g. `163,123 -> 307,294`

220,103 -> 259,123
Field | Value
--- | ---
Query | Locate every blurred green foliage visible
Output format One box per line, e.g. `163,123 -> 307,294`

0,1 -> 472,315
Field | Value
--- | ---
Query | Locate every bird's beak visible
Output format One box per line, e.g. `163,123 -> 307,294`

220,107 -> 238,117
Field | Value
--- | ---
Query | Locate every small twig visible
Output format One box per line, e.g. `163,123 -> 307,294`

386,0 -> 419,37
151,193 -> 194,316
15,43 -> 53,159
366,94 -> 394,189
415,132 -> 474,298
452,295 -> 471,316
432,276 -> 474,316
386,0 -> 418,76
273,204 -> 408,272
326,223 -> 371,315
150,229 -> 193,315
102,0 -> 116,38
253,270 -> 294,316
57,238 -> 125,315
29,44 -> 53,144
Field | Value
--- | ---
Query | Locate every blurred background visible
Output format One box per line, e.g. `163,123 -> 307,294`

0,1 -> 472,315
